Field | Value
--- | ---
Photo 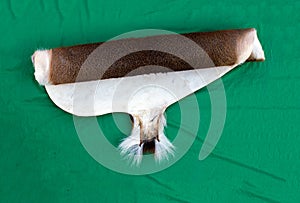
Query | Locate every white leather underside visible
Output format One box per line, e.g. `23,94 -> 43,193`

45,65 -> 235,116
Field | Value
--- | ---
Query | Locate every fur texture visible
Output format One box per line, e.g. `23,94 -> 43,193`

32,28 -> 265,85
118,112 -> 174,165
32,50 -> 51,85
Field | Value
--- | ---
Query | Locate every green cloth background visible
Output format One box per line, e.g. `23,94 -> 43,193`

0,0 -> 299,202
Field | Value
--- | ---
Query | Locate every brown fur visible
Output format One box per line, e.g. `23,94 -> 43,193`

49,28 -> 260,85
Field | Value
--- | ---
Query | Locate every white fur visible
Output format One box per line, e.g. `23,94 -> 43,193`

251,31 -> 265,61
118,111 -> 174,165
154,113 -> 175,162
119,116 -> 143,165
32,50 -> 51,85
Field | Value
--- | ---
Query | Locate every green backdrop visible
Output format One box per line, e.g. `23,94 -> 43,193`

0,0 -> 299,202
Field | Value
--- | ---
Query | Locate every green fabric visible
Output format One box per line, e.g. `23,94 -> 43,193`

0,0 -> 299,202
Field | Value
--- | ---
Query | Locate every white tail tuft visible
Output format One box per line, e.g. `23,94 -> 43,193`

118,117 -> 143,165
118,111 -> 174,165
154,113 -> 175,162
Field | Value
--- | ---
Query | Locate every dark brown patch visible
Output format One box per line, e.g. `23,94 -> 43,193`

142,139 -> 156,154
129,115 -> 134,123
49,28 -> 258,85
101,51 -> 194,79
